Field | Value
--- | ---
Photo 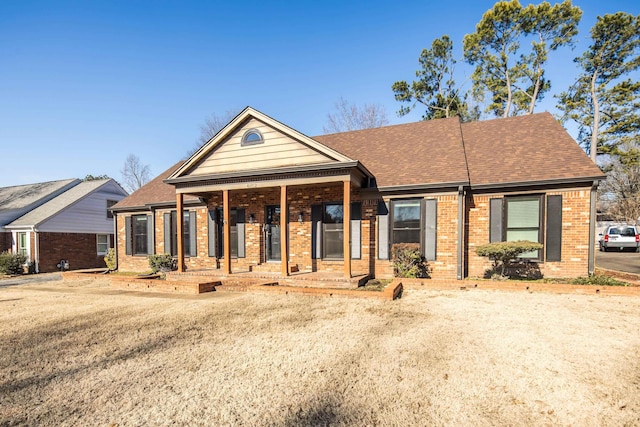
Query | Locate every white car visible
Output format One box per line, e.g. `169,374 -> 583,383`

599,225 -> 640,252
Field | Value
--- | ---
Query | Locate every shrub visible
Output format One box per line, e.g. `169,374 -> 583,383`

148,254 -> 176,273
570,274 -> 630,287
0,251 -> 27,275
475,241 -> 544,279
104,248 -> 116,271
391,243 -> 431,278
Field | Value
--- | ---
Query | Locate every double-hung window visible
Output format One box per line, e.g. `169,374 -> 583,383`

132,214 -> 149,255
96,234 -> 110,255
17,232 -> 28,259
391,199 -> 422,245
504,196 -> 543,259
165,211 -> 194,257
323,203 -> 344,259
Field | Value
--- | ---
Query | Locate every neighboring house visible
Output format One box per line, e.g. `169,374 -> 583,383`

112,107 -> 604,280
1,179 -> 127,273
0,179 -> 80,252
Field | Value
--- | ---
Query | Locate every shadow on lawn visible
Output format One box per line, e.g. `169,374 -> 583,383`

0,307 -> 179,396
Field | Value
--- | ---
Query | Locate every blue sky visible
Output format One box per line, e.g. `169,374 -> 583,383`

0,0 -> 638,188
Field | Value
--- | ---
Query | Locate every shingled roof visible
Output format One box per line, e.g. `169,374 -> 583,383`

462,112 -> 603,187
7,179 -> 119,227
314,117 -> 469,188
0,178 -> 79,212
111,161 -> 199,210
114,112 -> 603,209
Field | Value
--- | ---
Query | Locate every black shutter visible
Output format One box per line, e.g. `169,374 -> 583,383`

125,216 -> 132,255
350,202 -> 362,260
377,201 -> 389,260
146,214 -> 154,255
311,204 -> 322,259
163,212 -> 172,255
189,211 -> 197,257
424,199 -> 437,261
237,208 -> 246,258
489,198 -> 504,242
546,195 -> 562,262
208,209 -> 217,257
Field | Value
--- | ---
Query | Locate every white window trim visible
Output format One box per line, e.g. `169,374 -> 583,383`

96,234 -> 111,256
12,231 -> 30,262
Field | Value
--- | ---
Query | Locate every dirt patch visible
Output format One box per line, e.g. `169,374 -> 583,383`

1,278 -> 639,425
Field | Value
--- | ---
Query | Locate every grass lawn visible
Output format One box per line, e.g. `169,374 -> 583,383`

1,277 -> 640,426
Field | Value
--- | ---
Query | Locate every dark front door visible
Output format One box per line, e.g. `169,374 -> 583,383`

265,205 -> 280,261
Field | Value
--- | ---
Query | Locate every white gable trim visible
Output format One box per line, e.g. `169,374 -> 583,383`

169,107 -> 354,180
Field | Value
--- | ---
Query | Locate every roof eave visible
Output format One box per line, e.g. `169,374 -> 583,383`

470,175 -> 605,191
164,161 -> 371,185
372,181 -> 470,194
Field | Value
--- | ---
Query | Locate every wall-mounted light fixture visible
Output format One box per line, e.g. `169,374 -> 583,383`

249,213 -> 255,224
298,211 -> 304,223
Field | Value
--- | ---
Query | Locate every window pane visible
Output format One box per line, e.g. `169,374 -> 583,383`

392,200 -> 422,245
133,216 -> 148,255
323,225 -> 344,258
230,226 -> 238,257
324,204 -> 343,224
393,201 -> 421,229
183,212 -> 190,256
506,229 -> 539,242
507,229 -> 539,258
507,199 -> 539,228
393,229 -> 421,244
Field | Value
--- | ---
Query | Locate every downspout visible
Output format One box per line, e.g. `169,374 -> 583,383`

457,186 -> 465,280
588,180 -> 599,275
33,226 -> 39,274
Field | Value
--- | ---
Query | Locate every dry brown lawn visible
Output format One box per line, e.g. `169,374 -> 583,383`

1,277 -> 640,426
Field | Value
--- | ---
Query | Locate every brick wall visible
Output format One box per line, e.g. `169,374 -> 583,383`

466,188 -> 592,279
374,193 -> 460,280
38,232 -> 108,273
0,232 -> 11,252
116,183 -> 374,275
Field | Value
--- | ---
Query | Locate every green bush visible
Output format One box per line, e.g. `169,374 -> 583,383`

570,274 -> 630,287
0,251 -> 27,275
475,240 -> 544,278
148,254 -> 176,273
391,243 -> 431,278
104,248 -> 117,271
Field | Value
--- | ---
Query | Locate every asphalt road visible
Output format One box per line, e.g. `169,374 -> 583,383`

596,250 -> 640,275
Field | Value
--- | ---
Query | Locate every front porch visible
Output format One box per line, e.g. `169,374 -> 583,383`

165,268 -> 371,290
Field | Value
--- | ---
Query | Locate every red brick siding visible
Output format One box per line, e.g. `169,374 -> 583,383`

466,189 -> 592,279
0,232 -> 11,252
374,193 -> 460,280
38,232 -> 109,273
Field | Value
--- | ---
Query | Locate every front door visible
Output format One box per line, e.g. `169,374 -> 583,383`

265,205 -> 280,261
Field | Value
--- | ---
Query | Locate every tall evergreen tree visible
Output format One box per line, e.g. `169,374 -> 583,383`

557,12 -> 640,163
463,0 -> 581,117
392,35 -> 476,121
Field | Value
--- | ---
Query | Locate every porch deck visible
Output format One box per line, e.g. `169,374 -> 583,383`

164,269 -> 370,290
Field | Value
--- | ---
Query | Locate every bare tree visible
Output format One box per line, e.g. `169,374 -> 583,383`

185,109 -> 242,158
121,154 -> 151,193
599,143 -> 640,223
323,97 -> 389,133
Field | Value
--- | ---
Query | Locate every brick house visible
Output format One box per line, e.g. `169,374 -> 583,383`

2,179 -> 127,273
111,107 -> 604,281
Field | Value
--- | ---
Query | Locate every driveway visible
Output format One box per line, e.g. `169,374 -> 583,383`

0,272 -> 62,288
595,250 -> 640,275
